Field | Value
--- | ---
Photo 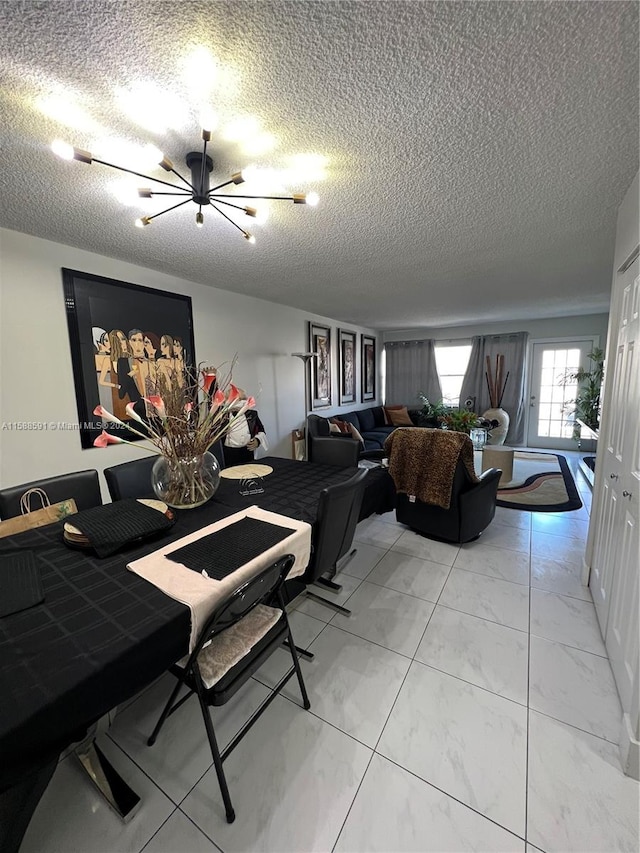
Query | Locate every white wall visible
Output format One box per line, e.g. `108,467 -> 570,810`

0,228 -> 380,498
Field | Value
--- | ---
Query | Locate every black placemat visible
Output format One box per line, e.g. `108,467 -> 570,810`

70,499 -> 174,557
0,551 -> 44,617
166,516 -> 296,579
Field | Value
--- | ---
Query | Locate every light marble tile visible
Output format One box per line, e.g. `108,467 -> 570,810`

330,580 -> 435,657
474,520 -> 531,553
528,711 -> 640,853
416,606 -> 528,705
455,541 -> 530,585
336,541 -> 387,579
144,809 -> 220,853
182,695 -> 371,853
391,528 -> 460,566
291,624 -> 410,746
366,549 -> 451,602
293,572 -> 362,621
531,513 -> 589,541
530,588 -> 606,656
20,738 -> 174,853
531,530 -> 585,563
109,673 -> 271,803
529,636 -> 622,743
354,515 -> 404,549
377,508 -> 401,525
378,662 -> 527,836
439,568 -> 529,631
493,505 -> 532,529
335,753 -> 525,853
530,554 -> 591,601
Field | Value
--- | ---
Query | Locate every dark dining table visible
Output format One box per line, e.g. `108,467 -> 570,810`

0,457 -> 395,797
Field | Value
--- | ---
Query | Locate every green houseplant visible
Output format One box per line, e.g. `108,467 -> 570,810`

563,347 -> 604,433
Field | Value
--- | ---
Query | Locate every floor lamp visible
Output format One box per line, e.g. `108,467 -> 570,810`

291,352 -> 318,460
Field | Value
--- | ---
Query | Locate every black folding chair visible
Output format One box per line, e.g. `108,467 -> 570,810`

147,554 -> 310,823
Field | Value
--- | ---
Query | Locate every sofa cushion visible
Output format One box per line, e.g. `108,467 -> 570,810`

384,405 -> 414,426
371,406 -> 386,428
329,418 -> 351,434
340,412 -> 362,431
357,408 -> 376,432
349,423 -> 365,445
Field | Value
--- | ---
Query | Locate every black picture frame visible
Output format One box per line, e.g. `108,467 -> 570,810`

361,334 -> 376,402
63,268 -> 196,448
308,321 -> 332,408
338,328 -> 357,405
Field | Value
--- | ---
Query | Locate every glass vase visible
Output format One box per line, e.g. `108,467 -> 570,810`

151,450 -> 220,510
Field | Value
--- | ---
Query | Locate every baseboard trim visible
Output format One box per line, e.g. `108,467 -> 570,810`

619,713 -> 640,780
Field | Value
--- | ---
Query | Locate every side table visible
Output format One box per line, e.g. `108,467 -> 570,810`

482,445 -> 514,486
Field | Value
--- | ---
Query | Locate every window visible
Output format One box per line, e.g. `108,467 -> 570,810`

434,344 -> 472,407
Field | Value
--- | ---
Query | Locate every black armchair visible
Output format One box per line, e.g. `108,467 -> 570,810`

306,414 -> 360,467
385,428 -> 501,544
0,470 -> 102,518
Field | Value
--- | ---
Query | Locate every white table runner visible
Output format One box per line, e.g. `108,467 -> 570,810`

127,506 -> 311,651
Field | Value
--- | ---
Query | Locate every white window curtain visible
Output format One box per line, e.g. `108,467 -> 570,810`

459,332 -> 529,444
384,340 -> 442,407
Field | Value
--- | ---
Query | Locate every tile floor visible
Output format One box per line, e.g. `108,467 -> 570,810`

21,452 -> 640,853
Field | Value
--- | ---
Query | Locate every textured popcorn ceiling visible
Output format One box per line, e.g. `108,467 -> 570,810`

0,1 -> 637,330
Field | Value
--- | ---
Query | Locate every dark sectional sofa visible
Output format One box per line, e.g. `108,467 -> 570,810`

309,404 -> 431,454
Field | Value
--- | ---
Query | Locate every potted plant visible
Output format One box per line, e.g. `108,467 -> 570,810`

416,393 -> 448,427
563,347 -> 604,434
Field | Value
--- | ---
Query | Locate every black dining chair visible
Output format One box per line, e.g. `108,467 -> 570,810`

0,470 -> 102,519
284,467 -> 368,627
104,456 -> 156,502
146,555 -> 310,824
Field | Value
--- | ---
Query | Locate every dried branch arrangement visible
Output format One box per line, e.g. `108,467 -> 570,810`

485,354 -> 509,408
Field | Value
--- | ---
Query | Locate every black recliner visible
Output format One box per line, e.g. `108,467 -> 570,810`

386,428 -> 501,544
306,415 -> 360,467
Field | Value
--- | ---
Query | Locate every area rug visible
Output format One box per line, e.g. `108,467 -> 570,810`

493,451 -> 582,512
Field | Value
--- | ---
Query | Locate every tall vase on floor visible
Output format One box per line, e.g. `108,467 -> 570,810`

483,407 -> 510,445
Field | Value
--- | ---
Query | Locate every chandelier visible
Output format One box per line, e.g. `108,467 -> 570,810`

51,128 -> 319,244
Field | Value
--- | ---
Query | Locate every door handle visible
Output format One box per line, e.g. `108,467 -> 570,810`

610,473 -> 619,480
622,490 -> 632,498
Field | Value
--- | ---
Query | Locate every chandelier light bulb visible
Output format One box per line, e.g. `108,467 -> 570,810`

306,192 -> 320,207
244,232 -> 256,244
135,216 -> 151,228
51,139 -> 74,160
196,211 -> 204,227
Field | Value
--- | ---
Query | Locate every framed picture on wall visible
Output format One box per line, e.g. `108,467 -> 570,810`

361,334 -> 376,402
308,321 -> 332,408
338,328 -> 357,405
63,268 -> 196,448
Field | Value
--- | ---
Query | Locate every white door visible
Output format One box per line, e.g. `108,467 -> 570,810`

591,262 -> 639,712
526,340 -> 598,450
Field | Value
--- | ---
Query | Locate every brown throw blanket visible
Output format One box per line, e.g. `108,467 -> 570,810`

384,428 -> 478,509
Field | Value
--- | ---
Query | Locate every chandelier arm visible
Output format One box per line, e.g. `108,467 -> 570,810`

209,178 -> 236,193
91,157 -> 193,193
210,201 -> 250,237
210,193 -> 296,200
199,139 -> 208,197
143,191 -> 192,196
146,198 -> 193,222
168,168 -> 194,191
210,198 -> 248,212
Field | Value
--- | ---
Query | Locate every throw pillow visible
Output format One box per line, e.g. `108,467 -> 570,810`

328,422 -> 342,434
384,405 -> 413,426
348,423 -> 365,445
330,418 -> 351,434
